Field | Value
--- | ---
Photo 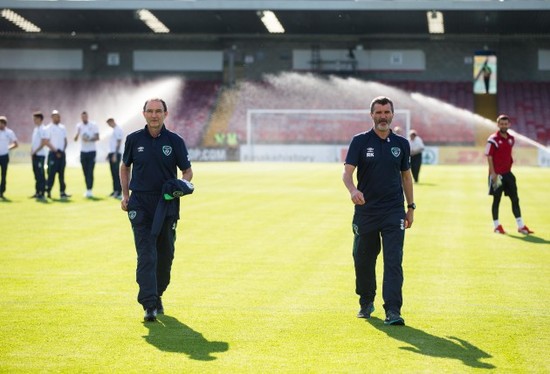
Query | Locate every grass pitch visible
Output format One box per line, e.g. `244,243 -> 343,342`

0,162 -> 549,373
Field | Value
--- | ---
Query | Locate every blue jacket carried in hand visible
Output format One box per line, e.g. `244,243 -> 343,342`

151,178 -> 194,237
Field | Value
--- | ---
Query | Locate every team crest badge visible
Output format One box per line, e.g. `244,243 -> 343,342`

128,211 -> 137,220
391,147 -> 401,157
162,145 -> 172,156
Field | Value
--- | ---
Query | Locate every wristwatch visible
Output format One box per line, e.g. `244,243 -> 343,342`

407,203 -> 416,210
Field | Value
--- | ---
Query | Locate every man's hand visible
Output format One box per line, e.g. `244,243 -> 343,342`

405,210 -> 414,229
121,197 -> 129,211
350,189 -> 365,205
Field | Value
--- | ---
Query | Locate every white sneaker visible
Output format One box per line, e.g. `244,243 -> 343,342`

84,190 -> 93,198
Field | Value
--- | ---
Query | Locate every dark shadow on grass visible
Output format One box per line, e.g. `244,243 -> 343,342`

366,317 -> 495,369
85,196 -> 104,201
50,198 -> 73,203
506,234 -> 550,245
0,196 -> 12,202
142,314 -> 229,361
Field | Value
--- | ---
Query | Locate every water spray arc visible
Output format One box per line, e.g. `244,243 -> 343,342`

65,77 -> 184,165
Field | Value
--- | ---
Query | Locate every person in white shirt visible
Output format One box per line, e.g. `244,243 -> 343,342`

409,129 -> 425,183
45,110 -> 71,200
0,116 -> 18,200
106,118 -> 124,199
74,111 -> 100,198
30,111 -> 52,201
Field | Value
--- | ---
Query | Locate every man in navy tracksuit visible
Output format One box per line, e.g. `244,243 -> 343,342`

342,96 -> 415,326
120,98 -> 193,322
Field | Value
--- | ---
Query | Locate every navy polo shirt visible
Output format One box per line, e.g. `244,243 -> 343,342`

345,128 -> 410,215
123,125 -> 191,193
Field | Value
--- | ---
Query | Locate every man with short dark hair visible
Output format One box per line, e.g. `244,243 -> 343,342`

342,96 -> 414,326
485,114 -> 533,235
106,117 -> 124,199
74,111 -> 99,198
30,111 -> 49,201
408,129 -> 425,183
120,98 -> 193,322
45,110 -> 71,200
0,115 -> 18,200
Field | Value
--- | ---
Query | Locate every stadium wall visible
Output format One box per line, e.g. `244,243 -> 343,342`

8,144 -> 547,166
1,36 -> 550,82
236,144 -> 546,166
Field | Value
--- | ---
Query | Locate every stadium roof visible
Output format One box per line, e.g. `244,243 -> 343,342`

0,0 -> 549,37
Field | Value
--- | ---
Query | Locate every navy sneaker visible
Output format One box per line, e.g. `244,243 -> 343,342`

357,302 -> 375,318
384,311 -> 405,325
144,307 -> 157,322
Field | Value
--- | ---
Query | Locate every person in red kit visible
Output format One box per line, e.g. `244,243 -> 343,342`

485,114 -> 533,235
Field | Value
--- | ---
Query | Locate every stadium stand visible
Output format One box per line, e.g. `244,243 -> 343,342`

0,78 -> 145,143
224,78 -> 478,146
0,78 -> 220,148
170,80 -> 221,147
498,81 -> 550,145
2,78 -> 548,147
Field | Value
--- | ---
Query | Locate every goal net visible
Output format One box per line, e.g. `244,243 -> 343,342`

243,109 -> 411,162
